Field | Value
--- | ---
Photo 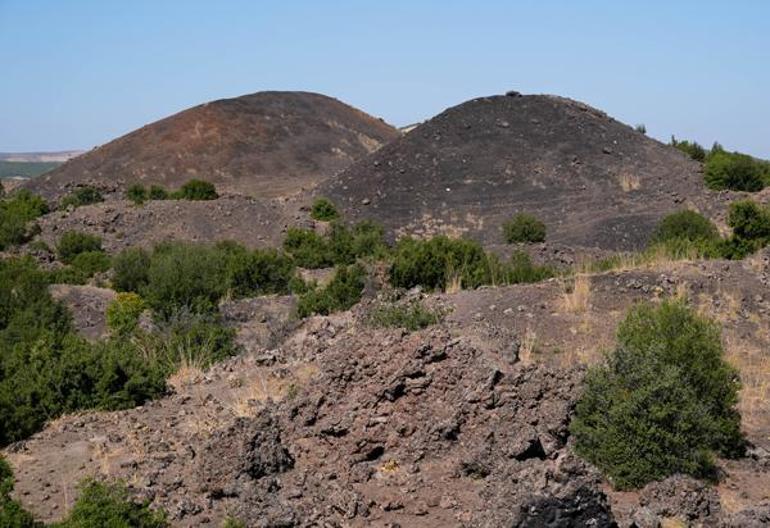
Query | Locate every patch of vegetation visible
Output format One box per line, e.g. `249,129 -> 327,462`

224,245 -> 296,298
173,179 -> 218,201
148,185 -> 169,200
59,186 -> 103,209
571,300 -> 744,490
0,455 -> 37,527
283,221 -> 389,269
634,123 -> 646,134
670,136 -> 707,162
106,292 -> 146,336
720,200 -> 770,259
705,150 -> 770,192
310,197 -> 339,221
141,242 -> 228,319
54,479 -> 168,527
503,213 -> 547,243
126,183 -> 149,205
297,264 -> 366,317
56,231 -> 103,264
368,298 -> 442,331
112,247 -> 151,292
389,236 -> 552,292
0,160 -> 60,179
0,256 -> 238,446
221,517 -> 246,528
650,210 -> 719,245
0,189 -> 48,250
70,250 -> 111,276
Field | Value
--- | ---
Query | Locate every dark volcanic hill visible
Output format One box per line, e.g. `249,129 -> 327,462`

25,91 -> 399,200
320,93 -> 710,251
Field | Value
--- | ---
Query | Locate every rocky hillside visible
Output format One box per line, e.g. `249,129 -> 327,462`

24,92 -> 399,200
320,93 -> 710,251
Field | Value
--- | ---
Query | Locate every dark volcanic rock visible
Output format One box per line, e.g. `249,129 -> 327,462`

25,91 -> 399,201
321,93 -> 710,251
513,485 -> 617,527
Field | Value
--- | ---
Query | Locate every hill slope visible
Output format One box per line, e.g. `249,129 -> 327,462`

25,92 -> 398,199
320,93 -> 709,250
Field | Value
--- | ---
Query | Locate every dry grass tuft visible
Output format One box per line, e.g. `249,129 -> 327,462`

561,274 -> 591,313
518,326 -> 538,364
619,172 -> 641,192
167,355 -> 205,393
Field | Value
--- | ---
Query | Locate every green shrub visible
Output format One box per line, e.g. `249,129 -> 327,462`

283,227 -> 334,268
705,150 -> 769,191
651,210 -> 719,244
57,231 -> 103,264
59,186 -> 103,209
226,247 -> 296,297
499,250 -> 554,284
390,236 -> 489,291
70,250 -> 111,277
106,293 -> 146,336
55,479 -> 168,528
112,247 -> 151,292
148,185 -> 169,200
727,200 -> 770,242
221,517 -> 246,528
634,124 -> 646,134
311,197 -> 339,221
297,264 -> 366,317
141,243 -> 227,318
368,299 -> 441,331
571,301 -> 744,489
503,213 -> 547,243
0,257 -> 238,446
175,179 -> 218,201
0,190 -> 49,250
670,136 -> 707,162
0,456 -> 37,527
126,184 -> 148,205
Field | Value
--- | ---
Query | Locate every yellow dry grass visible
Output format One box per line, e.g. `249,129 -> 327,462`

561,274 -> 591,313
229,363 -> 318,418
518,326 -> 538,364
618,172 -> 641,192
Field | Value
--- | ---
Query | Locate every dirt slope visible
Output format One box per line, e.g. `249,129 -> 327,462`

24,92 -> 398,200
320,93 -> 711,250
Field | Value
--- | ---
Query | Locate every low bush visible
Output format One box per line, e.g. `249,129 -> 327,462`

389,236 -> 552,292
126,184 -> 148,205
56,231 -> 103,264
106,292 -> 146,336
311,197 -> 339,221
283,227 -> 335,268
70,250 -> 111,276
651,210 -> 719,245
368,299 -> 442,331
174,179 -> 218,201
0,189 -> 48,250
727,200 -> 770,242
55,479 -> 168,527
297,264 -> 366,317
59,186 -> 103,209
503,213 -> 547,243
705,150 -> 769,192
149,185 -> 169,200
226,247 -> 295,298
141,242 -> 227,319
571,301 -> 744,489
112,247 -> 151,292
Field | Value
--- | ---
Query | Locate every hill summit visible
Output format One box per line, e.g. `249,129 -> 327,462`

320,93 -> 707,250
26,91 -> 399,199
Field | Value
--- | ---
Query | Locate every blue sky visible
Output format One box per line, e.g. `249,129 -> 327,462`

1,1 -> 768,156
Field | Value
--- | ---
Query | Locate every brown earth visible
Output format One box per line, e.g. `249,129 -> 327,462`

6,251 -> 770,527
24,91 -> 399,201
319,92 -> 723,251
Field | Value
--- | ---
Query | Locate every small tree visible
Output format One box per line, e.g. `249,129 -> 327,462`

60,186 -> 103,209
571,301 -> 744,489
650,210 -> 719,244
106,293 -> 146,336
503,213 -> 546,243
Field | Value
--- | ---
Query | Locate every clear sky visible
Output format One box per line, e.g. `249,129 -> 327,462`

1,1 -> 768,157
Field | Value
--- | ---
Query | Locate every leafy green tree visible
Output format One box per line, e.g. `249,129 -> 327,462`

571,301 -> 744,489
0,190 -> 48,249
705,150 -> 768,191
